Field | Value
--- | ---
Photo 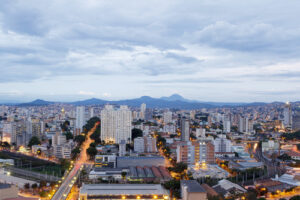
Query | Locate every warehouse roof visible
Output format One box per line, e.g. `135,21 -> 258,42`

80,184 -> 169,195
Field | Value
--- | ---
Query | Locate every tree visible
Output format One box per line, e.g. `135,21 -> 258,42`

87,146 -> 97,159
28,136 -> 41,148
48,139 -> 52,146
39,191 -> 47,197
36,148 -> 42,156
163,179 -> 180,198
61,120 -> 70,132
60,159 -> 71,173
0,142 -> 10,149
63,132 -> 73,140
24,183 -> 30,189
39,180 -> 47,188
121,172 -> 127,180
278,153 -> 291,161
82,117 -> 100,133
169,162 -> 187,174
71,147 -> 81,160
90,126 -> 101,144
74,135 -> 85,145
290,196 -> 300,200
31,183 -> 38,189
131,128 -> 143,141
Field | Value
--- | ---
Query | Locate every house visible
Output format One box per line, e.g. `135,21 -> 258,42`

213,179 -> 246,198
181,180 -> 207,200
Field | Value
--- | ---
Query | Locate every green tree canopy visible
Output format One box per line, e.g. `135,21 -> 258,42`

71,147 -> 81,160
290,196 -> 300,200
87,146 -> 97,159
74,135 -> 86,145
168,162 -> 187,173
63,132 -> 74,140
132,128 -> 143,141
28,136 -> 41,148
61,120 -> 70,132
90,126 -> 101,144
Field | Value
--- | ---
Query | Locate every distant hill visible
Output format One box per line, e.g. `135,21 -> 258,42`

160,94 -> 194,102
72,98 -> 107,106
71,96 -> 214,109
14,94 -> 280,109
18,99 -> 55,106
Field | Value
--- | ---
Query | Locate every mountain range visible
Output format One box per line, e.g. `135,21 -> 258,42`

13,94 -> 270,109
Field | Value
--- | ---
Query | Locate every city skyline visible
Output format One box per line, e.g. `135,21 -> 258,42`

1,0 -> 300,102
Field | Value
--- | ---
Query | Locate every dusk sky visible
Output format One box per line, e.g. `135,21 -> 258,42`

1,0 -> 300,103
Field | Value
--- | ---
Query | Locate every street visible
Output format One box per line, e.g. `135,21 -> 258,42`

51,122 -> 99,200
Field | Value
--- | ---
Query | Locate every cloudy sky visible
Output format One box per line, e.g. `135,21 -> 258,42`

0,0 -> 300,103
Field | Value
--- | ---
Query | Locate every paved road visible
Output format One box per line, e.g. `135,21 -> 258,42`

51,123 -> 99,200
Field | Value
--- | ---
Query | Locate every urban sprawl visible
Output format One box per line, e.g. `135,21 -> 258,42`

1,102 -> 300,200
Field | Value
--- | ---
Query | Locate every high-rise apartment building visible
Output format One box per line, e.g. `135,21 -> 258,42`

214,135 -> 232,153
238,116 -> 249,133
75,106 -> 86,135
134,137 -> 145,153
144,136 -> 157,153
293,110 -> 300,131
119,140 -> 126,156
101,105 -> 132,144
283,102 -> 292,128
177,140 -> 215,165
163,111 -> 172,124
177,142 -> 195,165
181,119 -> 190,141
140,103 -> 146,120
52,132 -> 71,159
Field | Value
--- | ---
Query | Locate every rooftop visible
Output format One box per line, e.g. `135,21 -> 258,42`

80,184 -> 169,196
181,180 -> 206,193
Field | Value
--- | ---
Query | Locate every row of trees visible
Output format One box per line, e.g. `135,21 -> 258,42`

281,130 -> 300,140
72,117 -> 100,160
0,141 -> 10,149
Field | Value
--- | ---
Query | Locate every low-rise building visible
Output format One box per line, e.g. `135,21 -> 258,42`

189,164 -> 229,179
213,179 -> 246,198
79,184 -> 170,200
89,168 -> 127,180
229,161 -> 264,171
262,140 -> 280,152
116,156 -> 165,168
181,180 -> 207,200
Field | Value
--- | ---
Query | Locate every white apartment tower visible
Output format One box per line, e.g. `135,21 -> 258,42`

181,118 -> 190,141
75,106 -> 86,133
214,135 -> 232,153
140,103 -> 146,120
101,105 -> 132,144
238,116 -> 249,133
134,137 -> 145,153
223,120 -> 231,133
283,102 -> 292,128
163,111 -> 172,124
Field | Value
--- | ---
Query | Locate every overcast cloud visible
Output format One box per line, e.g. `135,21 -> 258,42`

0,0 -> 300,102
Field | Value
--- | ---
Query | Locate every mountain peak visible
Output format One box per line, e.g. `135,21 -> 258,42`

160,94 -> 186,101
169,94 -> 184,99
